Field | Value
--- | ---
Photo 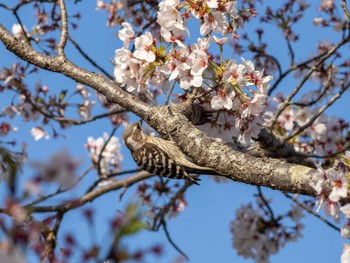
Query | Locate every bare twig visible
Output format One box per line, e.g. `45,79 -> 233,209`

57,0 -> 69,57
27,165 -> 94,206
341,0 -> 350,20
291,67 -> 334,107
268,36 -> 350,96
269,36 -> 350,129
46,212 -> 65,258
252,53 -> 282,76
85,168 -> 141,194
152,182 -> 191,230
0,3 -> 12,10
11,87 -> 127,125
285,194 -> 340,232
162,220 -> 189,261
69,36 -> 113,79
165,80 -> 176,105
283,84 -> 349,143
97,127 -> 117,177
257,186 -> 276,221
293,145 -> 350,159
24,171 -> 153,213
285,36 -> 295,66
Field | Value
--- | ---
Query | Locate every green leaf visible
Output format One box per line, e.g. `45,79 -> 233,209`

59,90 -> 67,102
118,218 -> 147,237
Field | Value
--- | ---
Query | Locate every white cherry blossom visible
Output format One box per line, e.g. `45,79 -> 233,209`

134,32 -> 156,62
118,22 -> 135,48
31,127 -> 49,141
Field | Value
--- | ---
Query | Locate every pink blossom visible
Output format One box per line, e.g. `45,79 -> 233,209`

206,0 -> 218,8
341,223 -> 350,238
134,32 -> 155,62
30,149 -> 81,187
85,133 -> 123,174
30,127 -> 49,141
324,201 -> 340,221
341,244 -> 350,263
179,70 -> 202,89
118,22 -> 135,48
327,169 -> 348,202
341,204 -> 350,218
211,89 -> 235,110
11,24 -> 28,41
191,50 -> 208,76
200,12 -> 227,36
211,35 -> 229,46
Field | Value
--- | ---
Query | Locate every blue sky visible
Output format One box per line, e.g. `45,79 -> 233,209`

0,1 -> 348,262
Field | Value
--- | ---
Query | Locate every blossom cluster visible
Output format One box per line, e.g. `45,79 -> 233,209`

30,149 -> 81,188
136,180 -> 187,222
113,0 -> 272,145
265,93 -> 349,156
85,133 -> 123,175
230,200 -> 304,263
308,152 -> 350,263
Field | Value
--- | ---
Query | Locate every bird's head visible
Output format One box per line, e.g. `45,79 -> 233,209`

122,121 -> 144,150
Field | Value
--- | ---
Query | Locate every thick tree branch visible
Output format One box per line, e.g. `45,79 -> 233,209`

149,106 -> 317,196
0,23 -> 320,198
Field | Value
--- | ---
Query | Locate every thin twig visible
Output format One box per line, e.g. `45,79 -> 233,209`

341,0 -> 350,20
165,81 -> 176,105
269,36 -> 350,129
57,0 -> 69,57
12,86 -> 127,125
285,36 -> 295,66
268,36 -> 350,96
152,182 -> 191,230
27,165 -> 94,206
69,36 -> 113,79
85,168 -> 142,194
283,84 -> 350,143
294,144 -> 350,159
24,171 -> 153,213
0,3 -> 12,10
284,194 -> 340,232
162,220 -> 189,261
97,127 -> 117,177
291,67 -> 334,107
252,53 -> 282,76
257,186 -> 276,221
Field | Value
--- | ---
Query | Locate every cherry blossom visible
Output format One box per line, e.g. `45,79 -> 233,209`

118,22 -> 135,48
85,133 -> 123,174
341,223 -> 350,239
200,12 -> 227,36
11,24 -> 28,41
341,244 -> 350,263
134,32 -> 156,63
230,201 -> 303,262
211,89 -> 235,110
30,150 -> 81,187
30,127 -> 49,141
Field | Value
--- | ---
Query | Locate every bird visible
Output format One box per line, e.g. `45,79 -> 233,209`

122,122 -> 214,185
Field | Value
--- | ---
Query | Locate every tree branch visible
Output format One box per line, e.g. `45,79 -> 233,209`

25,171 -> 153,213
57,0 -> 68,57
0,22 -> 322,198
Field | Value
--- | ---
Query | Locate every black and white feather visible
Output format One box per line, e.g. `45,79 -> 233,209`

122,122 -> 213,185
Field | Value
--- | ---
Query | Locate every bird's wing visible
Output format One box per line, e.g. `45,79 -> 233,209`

132,142 -> 200,184
149,137 -> 214,172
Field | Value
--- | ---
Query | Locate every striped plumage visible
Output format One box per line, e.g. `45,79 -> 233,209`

122,122 -> 213,185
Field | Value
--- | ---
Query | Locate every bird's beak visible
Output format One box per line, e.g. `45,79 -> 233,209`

137,120 -> 142,129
